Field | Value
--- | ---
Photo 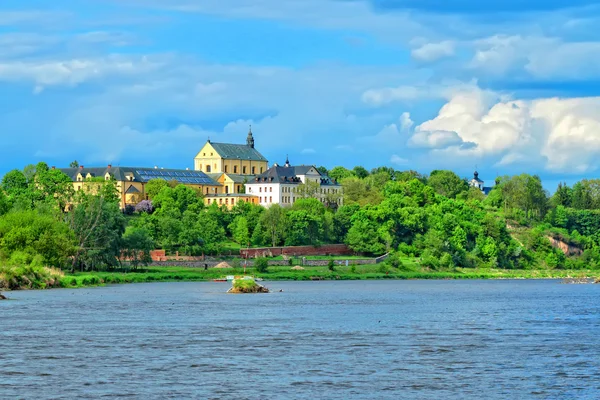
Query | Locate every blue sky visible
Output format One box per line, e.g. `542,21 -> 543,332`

1,0 -> 600,189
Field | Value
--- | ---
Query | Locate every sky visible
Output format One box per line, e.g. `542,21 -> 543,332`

1,0 -> 600,189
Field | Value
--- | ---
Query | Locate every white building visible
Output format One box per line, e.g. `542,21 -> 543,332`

245,158 -> 343,207
469,171 -> 492,195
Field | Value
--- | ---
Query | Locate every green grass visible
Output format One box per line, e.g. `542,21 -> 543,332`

55,263 -> 600,289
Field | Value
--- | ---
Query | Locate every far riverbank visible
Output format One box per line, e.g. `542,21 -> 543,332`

3,264 -> 599,292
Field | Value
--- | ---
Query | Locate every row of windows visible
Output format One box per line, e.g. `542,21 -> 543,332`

282,196 -> 293,203
199,164 -> 264,175
320,188 -> 339,194
260,196 -> 273,203
259,186 -> 273,193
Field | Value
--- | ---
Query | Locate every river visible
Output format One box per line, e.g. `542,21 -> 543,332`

1,280 -> 599,399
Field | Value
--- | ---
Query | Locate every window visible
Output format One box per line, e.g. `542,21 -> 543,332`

211,153 -> 213,156
269,196 -> 272,203
234,166 -> 238,173
243,166 -> 247,174
270,187 -> 273,192
225,186 -> 229,194
225,199 -> 229,205
206,188 -> 209,194
203,153 -> 206,156
259,187 -> 262,193
219,199 -> 223,204
252,167 -> 255,174
206,165 -> 211,172
224,166 -> 228,173
260,168 -> 263,173
232,199 -> 235,205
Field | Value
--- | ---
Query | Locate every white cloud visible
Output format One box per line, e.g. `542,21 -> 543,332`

408,130 -> 465,149
0,55 -> 163,87
410,87 -> 600,173
469,35 -> 600,79
301,148 -> 316,154
411,41 -> 455,62
390,154 -> 408,165
399,112 -> 414,131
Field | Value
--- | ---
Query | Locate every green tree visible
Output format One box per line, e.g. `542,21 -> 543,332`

329,166 -> 355,182
145,179 -> 170,200
427,170 -> 469,199
353,166 -> 369,179
260,204 -> 287,247
121,227 -> 154,269
69,160 -> 79,168
231,216 -> 250,245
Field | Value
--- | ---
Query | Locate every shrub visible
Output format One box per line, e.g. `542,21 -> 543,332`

254,257 -> 269,273
350,265 -> 357,274
135,200 -> 154,214
124,205 -> 136,215
328,260 -> 335,272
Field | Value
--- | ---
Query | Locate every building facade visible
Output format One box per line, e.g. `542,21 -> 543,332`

244,158 -> 343,207
469,171 -> 493,195
60,165 -> 222,209
193,127 -> 268,176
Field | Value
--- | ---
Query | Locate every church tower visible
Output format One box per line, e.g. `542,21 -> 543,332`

247,125 -> 255,149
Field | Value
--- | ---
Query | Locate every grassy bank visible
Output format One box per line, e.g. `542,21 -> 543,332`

3,264 -> 599,291
62,264 -> 599,288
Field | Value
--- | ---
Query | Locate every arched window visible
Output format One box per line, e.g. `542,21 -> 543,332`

234,166 -> 238,173
243,166 -> 247,174
224,166 -> 228,173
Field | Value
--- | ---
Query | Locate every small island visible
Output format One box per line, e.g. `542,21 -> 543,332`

227,277 -> 270,294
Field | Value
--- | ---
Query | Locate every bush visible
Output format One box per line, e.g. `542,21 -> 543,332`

328,260 -> 335,272
350,265 -> 357,274
124,205 -> 136,215
254,257 -> 269,273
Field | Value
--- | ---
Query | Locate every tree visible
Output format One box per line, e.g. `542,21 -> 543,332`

0,191 -> 10,216
145,179 -> 170,200
68,182 -> 126,271
231,216 -> 250,245
260,204 -> 287,247
1,170 -> 28,197
552,182 -> 572,208
329,166 -> 355,182
69,160 -> 79,168
427,170 -> 469,199
121,227 -> 154,269
353,166 -> 369,179
295,180 -> 321,199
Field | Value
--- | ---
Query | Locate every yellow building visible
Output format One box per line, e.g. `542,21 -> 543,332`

193,127 -> 268,176
203,193 -> 259,209
60,165 -> 222,209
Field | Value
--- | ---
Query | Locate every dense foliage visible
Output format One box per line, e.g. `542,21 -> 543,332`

2,161 -> 600,272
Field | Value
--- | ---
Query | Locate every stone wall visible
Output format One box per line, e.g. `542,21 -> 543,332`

240,244 -> 353,258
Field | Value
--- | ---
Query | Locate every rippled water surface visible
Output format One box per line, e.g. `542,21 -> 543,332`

2,280 -> 600,399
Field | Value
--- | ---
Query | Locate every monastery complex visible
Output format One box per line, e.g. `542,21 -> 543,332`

60,128 -> 343,210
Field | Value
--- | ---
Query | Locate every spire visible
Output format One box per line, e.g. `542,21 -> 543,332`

246,125 -> 255,148
285,154 -> 290,167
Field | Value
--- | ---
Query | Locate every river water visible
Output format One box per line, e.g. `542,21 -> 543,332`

1,280 -> 600,399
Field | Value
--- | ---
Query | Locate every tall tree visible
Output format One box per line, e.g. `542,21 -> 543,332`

260,204 -> 287,247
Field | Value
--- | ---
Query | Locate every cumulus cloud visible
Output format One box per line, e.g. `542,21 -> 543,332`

410,87 -> 600,173
411,41 -> 455,62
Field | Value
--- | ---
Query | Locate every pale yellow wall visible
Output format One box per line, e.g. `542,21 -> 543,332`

204,195 -> 259,210
194,141 -> 267,175
72,180 -> 221,209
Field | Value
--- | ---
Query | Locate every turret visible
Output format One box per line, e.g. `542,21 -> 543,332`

247,125 -> 255,148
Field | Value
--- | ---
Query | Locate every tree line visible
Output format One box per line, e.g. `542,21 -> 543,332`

2,162 -> 600,271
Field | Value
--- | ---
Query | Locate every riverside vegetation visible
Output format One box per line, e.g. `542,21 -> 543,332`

2,162 -> 600,290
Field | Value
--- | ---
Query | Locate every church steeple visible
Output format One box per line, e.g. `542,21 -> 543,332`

285,154 -> 290,168
246,125 -> 255,148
